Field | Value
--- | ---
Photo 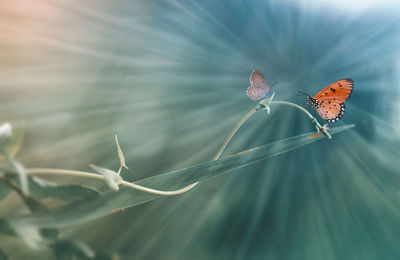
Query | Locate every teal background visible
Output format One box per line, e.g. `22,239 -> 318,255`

0,0 -> 399,259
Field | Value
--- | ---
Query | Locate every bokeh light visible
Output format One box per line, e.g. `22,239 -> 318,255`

0,0 -> 399,259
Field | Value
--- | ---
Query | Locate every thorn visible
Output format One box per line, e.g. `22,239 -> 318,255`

115,134 -> 128,173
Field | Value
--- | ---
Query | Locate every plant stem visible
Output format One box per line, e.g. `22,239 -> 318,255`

0,177 -> 47,212
25,99 -> 330,196
173,107 -> 261,193
272,101 -> 316,121
155,99 -> 331,193
213,108 -> 258,160
0,177 -> 27,203
25,168 -> 194,196
271,101 -> 332,139
24,106 -> 262,196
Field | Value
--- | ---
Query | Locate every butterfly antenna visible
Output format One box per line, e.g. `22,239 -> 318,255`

297,90 -> 309,97
271,80 -> 278,87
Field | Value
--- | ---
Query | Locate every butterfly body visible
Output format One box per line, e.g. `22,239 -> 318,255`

304,79 -> 353,123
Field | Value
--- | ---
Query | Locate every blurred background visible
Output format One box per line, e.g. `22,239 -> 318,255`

0,0 -> 400,259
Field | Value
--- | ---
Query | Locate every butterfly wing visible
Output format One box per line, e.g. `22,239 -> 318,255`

247,86 -> 268,101
316,102 -> 345,123
314,79 -> 353,103
312,79 -> 353,122
250,70 -> 270,90
247,70 -> 270,100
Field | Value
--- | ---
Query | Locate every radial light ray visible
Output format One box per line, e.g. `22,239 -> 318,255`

0,0 -> 399,259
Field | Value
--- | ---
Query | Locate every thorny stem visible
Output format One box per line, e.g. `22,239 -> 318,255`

25,99 -> 331,196
25,168 -> 195,196
25,107 -> 260,196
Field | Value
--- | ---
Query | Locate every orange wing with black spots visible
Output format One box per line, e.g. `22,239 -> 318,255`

314,79 -> 353,103
317,102 -> 345,122
306,79 -> 354,123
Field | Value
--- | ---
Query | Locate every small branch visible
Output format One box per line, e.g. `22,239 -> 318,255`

24,99 -> 331,197
0,177 -> 26,201
0,177 -> 46,212
25,105 -> 263,196
25,168 -> 194,196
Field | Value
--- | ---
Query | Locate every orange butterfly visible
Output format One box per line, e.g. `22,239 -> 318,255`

299,79 -> 354,123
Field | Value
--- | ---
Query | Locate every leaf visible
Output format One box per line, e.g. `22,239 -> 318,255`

1,171 -> 100,204
11,222 -> 44,249
0,181 -> 12,200
2,221 -> 59,249
0,219 -> 16,236
0,249 -> 7,260
39,228 -> 60,240
39,228 -> 59,240
52,240 -> 95,259
10,125 -> 354,227
23,196 -> 48,213
29,176 -> 100,203
94,252 -> 118,260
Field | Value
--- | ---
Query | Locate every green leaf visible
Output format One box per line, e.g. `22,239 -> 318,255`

0,181 -> 12,200
11,222 -> 44,249
0,249 -> 8,260
39,227 -> 59,240
10,125 -> 354,227
1,171 -> 100,204
94,252 -> 117,260
29,176 -> 100,203
24,196 -> 48,213
0,219 -> 16,236
52,240 -> 94,260
0,171 -> 99,218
